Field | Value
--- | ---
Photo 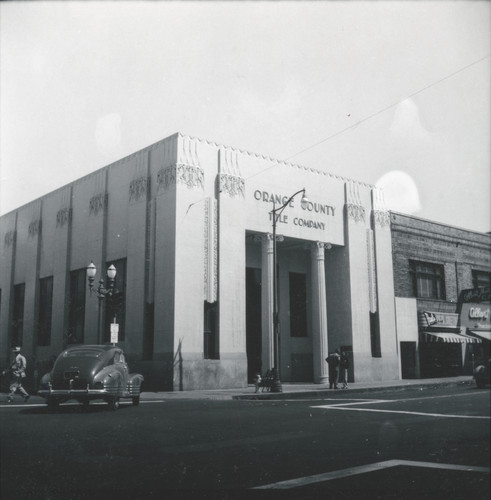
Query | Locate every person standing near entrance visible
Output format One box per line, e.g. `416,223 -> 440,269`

325,350 -> 341,389
339,351 -> 350,389
3,347 -> 30,403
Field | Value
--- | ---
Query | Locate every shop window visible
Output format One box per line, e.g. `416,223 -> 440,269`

410,261 -> 445,300
289,272 -> 307,337
472,270 -> 490,289
12,284 -> 25,347
104,259 -> 126,342
68,269 -> 86,345
38,276 -> 53,346
204,301 -> 219,359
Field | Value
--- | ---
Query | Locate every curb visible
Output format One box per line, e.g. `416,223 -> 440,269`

232,379 -> 476,401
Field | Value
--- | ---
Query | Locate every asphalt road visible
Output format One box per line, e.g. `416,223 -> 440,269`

0,385 -> 489,500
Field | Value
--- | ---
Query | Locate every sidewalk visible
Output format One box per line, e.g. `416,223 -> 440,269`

140,376 -> 476,401
0,376 -> 476,405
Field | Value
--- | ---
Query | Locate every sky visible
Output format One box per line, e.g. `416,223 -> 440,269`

1,1 -> 490,232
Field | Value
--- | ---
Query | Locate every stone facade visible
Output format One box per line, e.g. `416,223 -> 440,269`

0,132 -> 406,391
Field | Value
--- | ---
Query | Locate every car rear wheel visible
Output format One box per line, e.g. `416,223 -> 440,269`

107,396 -> 120,411
47,397 -> 60,412
132,395 -> 140,406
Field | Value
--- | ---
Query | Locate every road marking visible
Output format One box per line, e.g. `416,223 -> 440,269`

310,391 -> 491,419
253,459 -> 491,489
310,405 -> 490,419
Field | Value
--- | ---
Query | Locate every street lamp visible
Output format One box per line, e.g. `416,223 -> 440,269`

270,188 -> 309,392
86,261 -> 118,344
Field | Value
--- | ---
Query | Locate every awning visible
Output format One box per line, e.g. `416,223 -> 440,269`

468,330 -> 491,342
423,331 -> 481,343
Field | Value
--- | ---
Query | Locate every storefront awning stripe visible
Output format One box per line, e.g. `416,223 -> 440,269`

468,330 -> 491,342
423,331 -> 481,343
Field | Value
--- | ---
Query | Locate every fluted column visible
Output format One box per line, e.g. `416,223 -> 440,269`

311,241 -> 329,384
260,234 -> 274,372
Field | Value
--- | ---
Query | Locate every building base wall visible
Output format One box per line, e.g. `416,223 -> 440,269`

353,352 -> 400,382
172,353 -> 248,391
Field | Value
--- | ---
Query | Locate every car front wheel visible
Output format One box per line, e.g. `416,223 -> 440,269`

132,395 -> 140,406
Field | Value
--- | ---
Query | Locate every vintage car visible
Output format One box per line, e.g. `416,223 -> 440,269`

473,358 -> 491,388
38,345 -> 144,411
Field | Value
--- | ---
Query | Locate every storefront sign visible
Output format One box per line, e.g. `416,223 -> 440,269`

422,311 -> 459,327
460,286 -> 490,303
255,190 -> 336,233
253,190 -> 336,216
469,307 -> 489,320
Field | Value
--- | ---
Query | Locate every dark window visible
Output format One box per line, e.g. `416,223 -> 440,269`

204,302 -> 219,359
12,284 -> 25,347
290,272 -> 307,337
472,270 -> 491,289
68,269 -> 86,345
370,312 -> 381,357
38,276 -> 53,346
104,259 -> 126,342
410,261 -> 445,300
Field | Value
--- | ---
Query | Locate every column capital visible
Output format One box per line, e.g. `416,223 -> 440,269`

306,241 -> 332,252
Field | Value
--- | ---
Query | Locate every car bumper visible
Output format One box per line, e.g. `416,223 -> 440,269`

38,388 -> 109,397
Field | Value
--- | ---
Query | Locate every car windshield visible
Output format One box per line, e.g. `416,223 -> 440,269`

64,349 -> 103,358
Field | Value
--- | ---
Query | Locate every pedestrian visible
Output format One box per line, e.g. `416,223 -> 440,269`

339,351 -> 350,389
325,350 -> 341,389
3,347 -> 30,403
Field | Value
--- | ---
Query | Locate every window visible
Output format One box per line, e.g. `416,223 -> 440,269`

38,277 -> 53,346
104,259 -> 126,342
472,270 -> 491,289
410,261 -> 445,300
289,272 -> 307,337
12,284 -> 25,347
68,269 -> 86,345
204,302 -> 219,359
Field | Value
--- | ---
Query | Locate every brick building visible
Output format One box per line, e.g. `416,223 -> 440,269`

391,212 -> 491,379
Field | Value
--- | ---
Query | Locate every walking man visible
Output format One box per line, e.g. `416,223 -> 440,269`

339,351 -> 350,389
4,347 -> 30,403
325,350 -> 341,389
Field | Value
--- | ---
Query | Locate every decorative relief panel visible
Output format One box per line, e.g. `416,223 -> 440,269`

347,203 -> 366,223
219,174 -> 245,198
4,230 -> 16,247
156,164 -> 204,192
28,220 -> 41,238
204,198 -> 218,303
371,187 -> 390,229
56,208 -> 72,227
129,177 -> 149,202
89,193 -> 108,216
345,181 -> 366,224
373,210 -> 390,228
367,229 -> 378,313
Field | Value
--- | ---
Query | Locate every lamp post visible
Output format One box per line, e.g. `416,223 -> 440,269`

270,188 -> 309,392
86,262 -> 118,345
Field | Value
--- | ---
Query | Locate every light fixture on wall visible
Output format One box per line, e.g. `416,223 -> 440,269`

270,188 -> 309,392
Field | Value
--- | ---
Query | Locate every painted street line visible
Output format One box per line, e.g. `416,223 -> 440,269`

253,459 -> 491,489
310,405 -> 490,419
